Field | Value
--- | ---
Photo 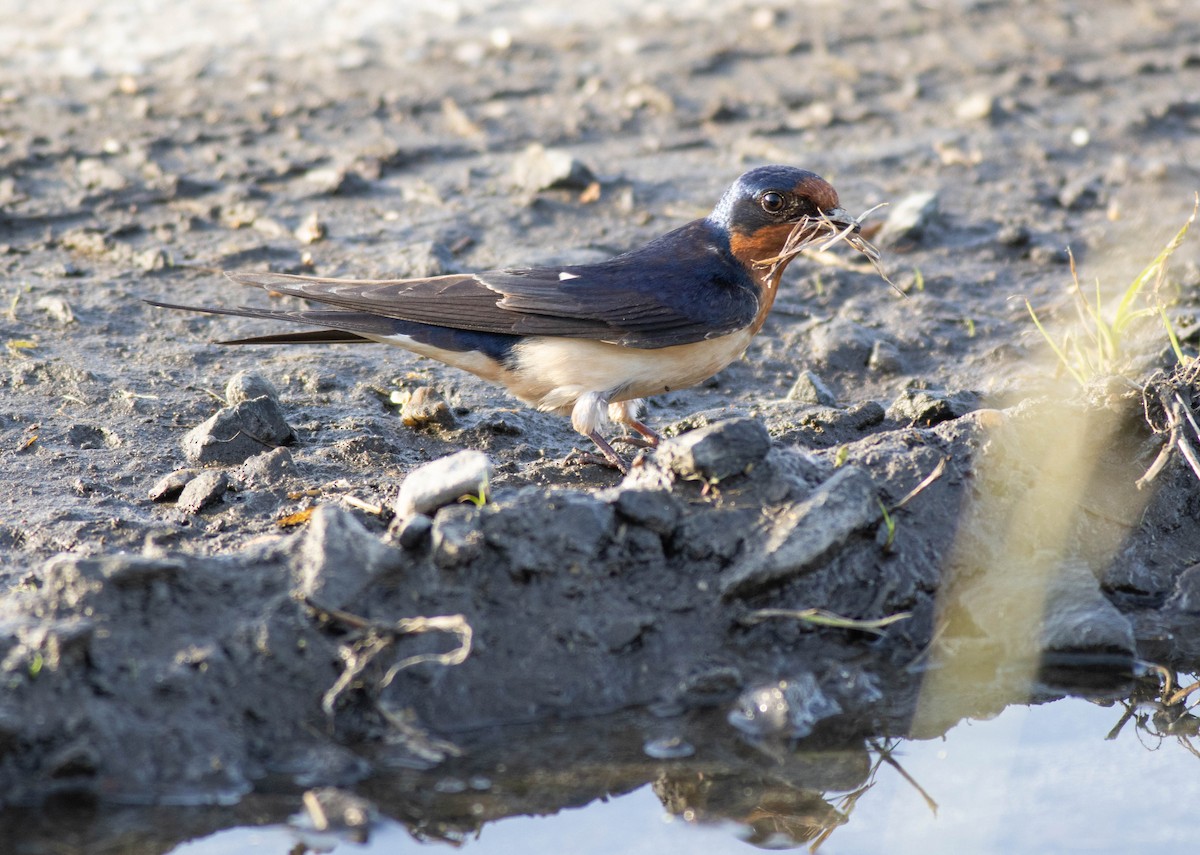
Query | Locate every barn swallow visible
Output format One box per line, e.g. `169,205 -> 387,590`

150,165 -> 879,472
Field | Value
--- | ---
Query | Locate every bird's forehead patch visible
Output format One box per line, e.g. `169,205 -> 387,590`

792,174 -> 840,212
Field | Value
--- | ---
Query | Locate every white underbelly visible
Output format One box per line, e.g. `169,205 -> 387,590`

507,330 -> 754,414
365,332 -> 510,383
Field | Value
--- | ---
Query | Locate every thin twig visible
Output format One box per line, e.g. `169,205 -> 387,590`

342,494 -> 387,516
869,739 -> 938,816
1105,702 -> 1137,741
741,607 -> 911,635
892,456 -> 949,511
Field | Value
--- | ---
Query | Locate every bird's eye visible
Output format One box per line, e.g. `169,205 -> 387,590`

760,191 -> 785,214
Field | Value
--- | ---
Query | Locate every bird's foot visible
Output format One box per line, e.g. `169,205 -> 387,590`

566,450 -> 626,473
565,431 -> 630,474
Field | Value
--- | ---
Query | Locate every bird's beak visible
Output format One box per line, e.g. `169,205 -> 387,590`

823,207 -> 860,234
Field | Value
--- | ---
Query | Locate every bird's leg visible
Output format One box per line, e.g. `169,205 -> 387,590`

567,391 -> 630,473
607,399 -> 661,449
583,431 -> 630,474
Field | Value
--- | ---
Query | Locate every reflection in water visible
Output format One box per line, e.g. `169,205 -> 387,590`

7,674 -> 1200,854
1108,667 -> 1200,754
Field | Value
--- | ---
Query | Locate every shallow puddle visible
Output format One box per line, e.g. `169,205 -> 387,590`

9,693 -> 1193,854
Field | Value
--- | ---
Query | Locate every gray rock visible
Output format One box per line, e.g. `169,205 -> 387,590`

236,446 -> 298,488
1057,174 -> 1102,210
1166,563 -> 1200,614
867,340 -> 904,374
76,158 -> 127,192
136,248 -> 170,272
431,504 -> 484,569
786,370 -> 837,406
225,370 -> 280,405
394,450 -> 492,518
955,91 -> 996,121
657,418 -> 772,483
676,665 -> 744,703
182,397 -> 293,465
808,319 -> 876,372
45,740 -> 101,779
721,466 -> 879,597
148,468 -> 200,502
510,144 -> 597,192
176,469 -> 229,514
35,295 -> 75,325
1040,560 -> 1135,656
391,513 -> 433,549
399,387 -> 454,429
38,554 -> 186,591
887,389 -> 979,426
875,191 -> 939,247
642,736 -> 695,760
727,674 -> 842,739
303,166 -> 371,196
945,554 -> 1132,686
295,505 -> 404,607
611,488 -> 681,537
480,490 -> 614,576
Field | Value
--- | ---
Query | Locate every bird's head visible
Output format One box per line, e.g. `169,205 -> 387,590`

708,165 -> 859,275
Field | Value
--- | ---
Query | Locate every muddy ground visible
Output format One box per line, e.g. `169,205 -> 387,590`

2,0 -> 1200,848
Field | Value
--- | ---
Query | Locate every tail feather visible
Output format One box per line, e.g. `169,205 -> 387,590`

145,299 -> 401,342
220,329 -> 370,345
145,292 -> 522,363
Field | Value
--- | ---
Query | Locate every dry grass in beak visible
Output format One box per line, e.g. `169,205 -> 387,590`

754,203 -> 901,295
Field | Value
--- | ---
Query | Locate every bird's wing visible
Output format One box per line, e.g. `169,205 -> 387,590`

223,223 -> 761,349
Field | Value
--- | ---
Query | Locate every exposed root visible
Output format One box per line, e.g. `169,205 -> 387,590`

302,597 -> 472,722
1138,362 -> 1200,489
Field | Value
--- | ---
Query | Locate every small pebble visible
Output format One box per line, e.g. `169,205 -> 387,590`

136,248 -> 169,271
294,211 -> 326,244
148,469 -> 199,502
236,446 -> 297,488
727,675 -> 842,739
510,144 -> 597,192
395,450 -> 492,518
176,470 -> 229,514
76,159 -> 127,191
643,736 -> 695,760
400,387 -> 454,428
225,370 -> 280,405
35,296 -> 75,325
875,191 -> 939,247
786,370 -> 837,405
955,91 -> 995,121
395,241 -> 459,278
868,340 -> 904,374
